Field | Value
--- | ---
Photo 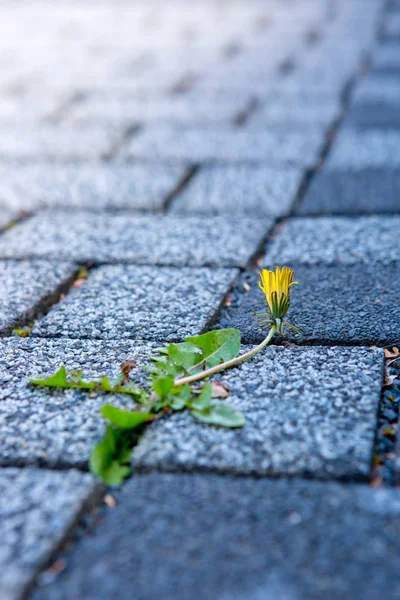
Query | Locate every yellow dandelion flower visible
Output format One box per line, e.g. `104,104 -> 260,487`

257,266 -> 298,333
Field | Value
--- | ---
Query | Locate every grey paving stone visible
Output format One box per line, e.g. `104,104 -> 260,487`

264,216 -> 400,265
67,94 -> 252,126
0,260 -> 77,334
382,14 -> 400,39
0,338 -> 159,467
346,77 -> 400,128
0,125 -> 122,160
0,467 -> 99,600
32,474 -> 400,600
133,345 -> 383,479
0,162 -> 188,212
124,125 -> 325,166
0,212 -> 269,267
31,265 -> 238,341
248,97 -> 341,127
352,76 -> 400,105
372,43 -> 400,73
327,130 -> 400,169
298,169 -> 400,214
169,164 -> 303,216
0,207 -> 17,229
345,103 -> 400,128
220,265 -> 400,346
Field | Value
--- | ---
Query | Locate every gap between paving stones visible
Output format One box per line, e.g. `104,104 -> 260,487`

0,260 -> 81,338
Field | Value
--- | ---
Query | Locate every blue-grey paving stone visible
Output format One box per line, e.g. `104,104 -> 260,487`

0,260 -> 77,334
133,346 -> 383,479
0,467 -> 99,600
124,125 -> 325,166
219,265 -> 400,346
169,164 -> 303,216
264,216 -> 400,265
327,130 -> 400,169
345,100 -> 400,128
372,43 -> 400,73
31,266 -> 238,341
352,76 -> 400,105
0,338 -> 157,467
0,207 -> 17,229
67,94 -> 252,126
0,162 -> 188,212
0,211 -> 269,268
0,125 -> 122,160
297,169 -> 400,214
248,97 -> 341,127
33,474 -> 400,600
382,14 -> 400,39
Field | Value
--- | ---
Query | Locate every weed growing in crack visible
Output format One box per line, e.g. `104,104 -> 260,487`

29,266 -> 298,485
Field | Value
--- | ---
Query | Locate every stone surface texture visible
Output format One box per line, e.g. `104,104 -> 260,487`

0,212 -> 270,267
0,338 -> 156,467
220,265 -> 400,346
170,164 -> 303,216
133,346 -> 383,479
264,216 -> 400,265
0,260 -> 77,334
31,266 -> 238,341
125,125 -> 325,166
0,162 -> 188,212
0,468 -> 98,600
32,474 -> 400,600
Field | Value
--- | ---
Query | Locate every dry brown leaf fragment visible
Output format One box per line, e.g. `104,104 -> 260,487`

224,295 -> 233,307
211,381 -> 230,399
384,347 -> 399,359
120,360 -> 137,382
104,494 -> 117,508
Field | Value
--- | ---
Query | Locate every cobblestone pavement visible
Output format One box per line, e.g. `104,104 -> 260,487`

0,0 -> 399,598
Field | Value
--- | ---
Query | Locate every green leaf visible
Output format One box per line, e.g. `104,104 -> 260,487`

169,384 -> 191,410
189,383 -> 212,410
185,329 -> 241,372
100,405 -> 153,430
29,365 -> 147,400
167,342 -> 201,369
191,403 -> 245,428
89,426 -> 133,486
152,375 -> 174,398
100,462 -> 132,486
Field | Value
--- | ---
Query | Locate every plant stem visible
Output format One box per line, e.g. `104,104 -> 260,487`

174,325 -> 276,387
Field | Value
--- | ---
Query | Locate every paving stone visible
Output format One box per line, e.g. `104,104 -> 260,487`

124,125 -> 325,166
248,97 -> 341,127
133,345 -> 383,479
67,94 -> 252,126
0,162 -> 188,212
31,265 -> 238,341
264,216 -> 400,265
352,76 -> 400,105
298,169 -> 400,214
219,265 -> 400,346
0,212 -> 269,267
0,467 -> 99,600
346,77 -> 400,128
382,14 -> 400,39
32,474 -> 400,600
0,125 -> 122,160
0,207 -> 17,229
169,164 -> 303,216
0,260 -> 77,334
327,130 -> 400,169
0,338 -> 160,467
372,43 -> 400,73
